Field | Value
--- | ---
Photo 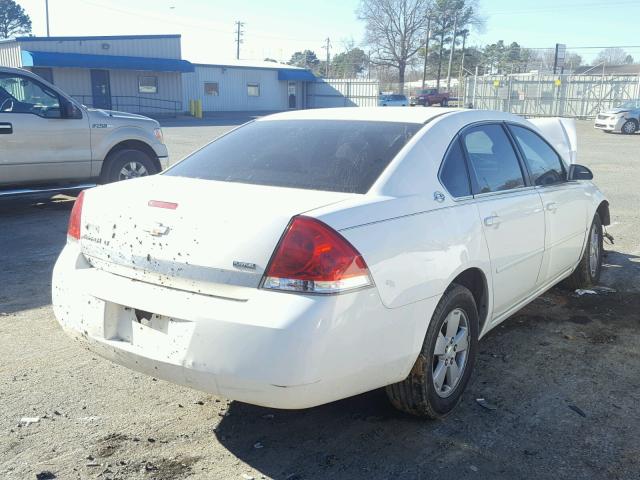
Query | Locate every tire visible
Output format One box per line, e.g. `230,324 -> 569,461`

563,213 -> 603,289
621,119 -> 638,135
441,99 -> 449,107
423,100 -> 431,107
102,148 -> 158,183
386,284 -> 479,418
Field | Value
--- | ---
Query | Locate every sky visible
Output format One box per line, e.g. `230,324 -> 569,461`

15,0 -> 640,64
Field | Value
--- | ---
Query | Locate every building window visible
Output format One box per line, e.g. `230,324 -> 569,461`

247,83 -> 260,97
204,82 -> 219,96
138,76 -> 158,94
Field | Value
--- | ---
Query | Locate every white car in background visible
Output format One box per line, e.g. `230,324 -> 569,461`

53,107 -> 610,418
594,99 -> 640,134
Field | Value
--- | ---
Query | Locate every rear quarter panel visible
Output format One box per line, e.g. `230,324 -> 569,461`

337,200 -> 491,310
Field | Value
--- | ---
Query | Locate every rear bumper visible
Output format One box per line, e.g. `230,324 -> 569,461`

52,244 -> 433,409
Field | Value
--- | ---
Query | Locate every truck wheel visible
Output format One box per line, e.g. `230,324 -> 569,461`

423,100 -> 431,107
563,213 -> 603,289
441,99 -> 449,107
103,149 -> 158,183
621,119 -> 638,134
386,284 -> 478,418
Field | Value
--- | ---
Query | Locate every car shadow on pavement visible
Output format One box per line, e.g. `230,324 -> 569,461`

213,250 -> 640,480
0,196 -> 74,314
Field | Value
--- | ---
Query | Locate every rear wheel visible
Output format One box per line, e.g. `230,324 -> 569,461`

102,148 -> 158,183
386,284 -> 478,418
621,119 -> 638,134
441,98 -> 449,107
563,213 -> 603,289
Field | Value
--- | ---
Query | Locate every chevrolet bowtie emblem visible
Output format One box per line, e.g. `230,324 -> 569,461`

144,222 -> 170,237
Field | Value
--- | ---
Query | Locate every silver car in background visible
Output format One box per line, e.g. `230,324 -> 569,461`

379,94 -> 408,106
594,99 -> 640,134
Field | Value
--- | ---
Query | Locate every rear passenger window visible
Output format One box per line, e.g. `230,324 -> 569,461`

440,138 -> 471,197
463,124 -> 525,194
509,125 -> 566,186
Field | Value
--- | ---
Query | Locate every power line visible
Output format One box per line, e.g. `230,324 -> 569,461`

234,20 -> 245,60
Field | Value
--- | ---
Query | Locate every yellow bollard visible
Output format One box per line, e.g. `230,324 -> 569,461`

196,99 -> 203,119
189,99 -> 195,116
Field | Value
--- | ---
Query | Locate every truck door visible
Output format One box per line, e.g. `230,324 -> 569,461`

0,72 -> 91,186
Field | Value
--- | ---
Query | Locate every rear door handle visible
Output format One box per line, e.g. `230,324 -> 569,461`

484,215 -> 501,227
0,123 -> 12,134
546,202 -> 558,212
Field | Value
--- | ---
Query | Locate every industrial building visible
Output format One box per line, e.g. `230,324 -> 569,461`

183,61 -> 316,112
0,34 -> 192,115
0,34 -> 377,115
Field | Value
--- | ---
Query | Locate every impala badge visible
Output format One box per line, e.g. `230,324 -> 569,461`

144,222 -> 170,237
233,261 -> 257,270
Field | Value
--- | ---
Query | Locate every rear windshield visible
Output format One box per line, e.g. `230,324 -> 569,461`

166,119 -> 421,194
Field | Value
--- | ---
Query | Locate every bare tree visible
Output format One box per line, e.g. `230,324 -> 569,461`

358,0 -> 431,92
594,47 -> 634,65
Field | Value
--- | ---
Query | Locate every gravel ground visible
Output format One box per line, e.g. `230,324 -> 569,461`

1,119 -> 639,480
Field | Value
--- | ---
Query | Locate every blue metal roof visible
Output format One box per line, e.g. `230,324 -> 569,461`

21,50 -> 194,72
17,34 -> 180,42
277,69 -> 316,81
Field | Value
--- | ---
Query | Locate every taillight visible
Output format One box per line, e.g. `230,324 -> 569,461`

67,191 -> 85,241
262,216 -> 373,294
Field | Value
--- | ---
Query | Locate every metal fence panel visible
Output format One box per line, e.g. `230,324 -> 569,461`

307,79 -> 379,108
463,74 -> 640,118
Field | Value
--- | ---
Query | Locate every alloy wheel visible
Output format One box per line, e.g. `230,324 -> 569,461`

622,120 -> 638,134
119,161 -> 149,180
432,308 -> 469,398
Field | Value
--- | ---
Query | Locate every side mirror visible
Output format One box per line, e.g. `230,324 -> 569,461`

568,164 -> 593,181
63,100 -> 83,119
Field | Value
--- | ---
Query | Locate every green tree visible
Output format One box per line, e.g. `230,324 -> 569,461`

331,48 -> 368,78
287,50 -> 320,70
427,0 -> 481,89
0,0 -> 31,39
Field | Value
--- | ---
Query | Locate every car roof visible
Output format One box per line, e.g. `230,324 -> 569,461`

259,107 -> 465,124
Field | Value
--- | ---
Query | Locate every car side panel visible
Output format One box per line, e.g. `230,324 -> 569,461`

536,183 -> 590,284
338,200 -> 491,311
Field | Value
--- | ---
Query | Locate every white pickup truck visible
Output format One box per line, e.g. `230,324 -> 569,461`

0,66 -> 168,196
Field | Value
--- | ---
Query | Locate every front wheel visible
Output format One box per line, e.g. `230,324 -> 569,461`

102,149 -> 158,183
386,284 -> 479,418
563,213 -> 603,289
621,119 -> 638,134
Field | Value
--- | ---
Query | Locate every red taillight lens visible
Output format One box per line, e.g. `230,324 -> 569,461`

263,216 -> 372,294
67,190 -> 85,241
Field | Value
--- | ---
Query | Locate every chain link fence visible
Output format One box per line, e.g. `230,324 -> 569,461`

460,74 -> 640,118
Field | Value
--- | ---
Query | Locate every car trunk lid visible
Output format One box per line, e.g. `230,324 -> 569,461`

80,176 -> 354,300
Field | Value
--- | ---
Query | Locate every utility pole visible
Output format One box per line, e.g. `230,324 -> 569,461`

446,12 -> 458,91
45,0 -> 50,36
234,21 -> 245,60
421,15 -> 432,89
322,37 -> 331,77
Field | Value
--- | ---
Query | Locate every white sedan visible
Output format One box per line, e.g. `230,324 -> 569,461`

53,108 -> 610,418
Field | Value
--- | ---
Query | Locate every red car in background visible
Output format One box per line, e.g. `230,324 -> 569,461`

410,88 -> 450,107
